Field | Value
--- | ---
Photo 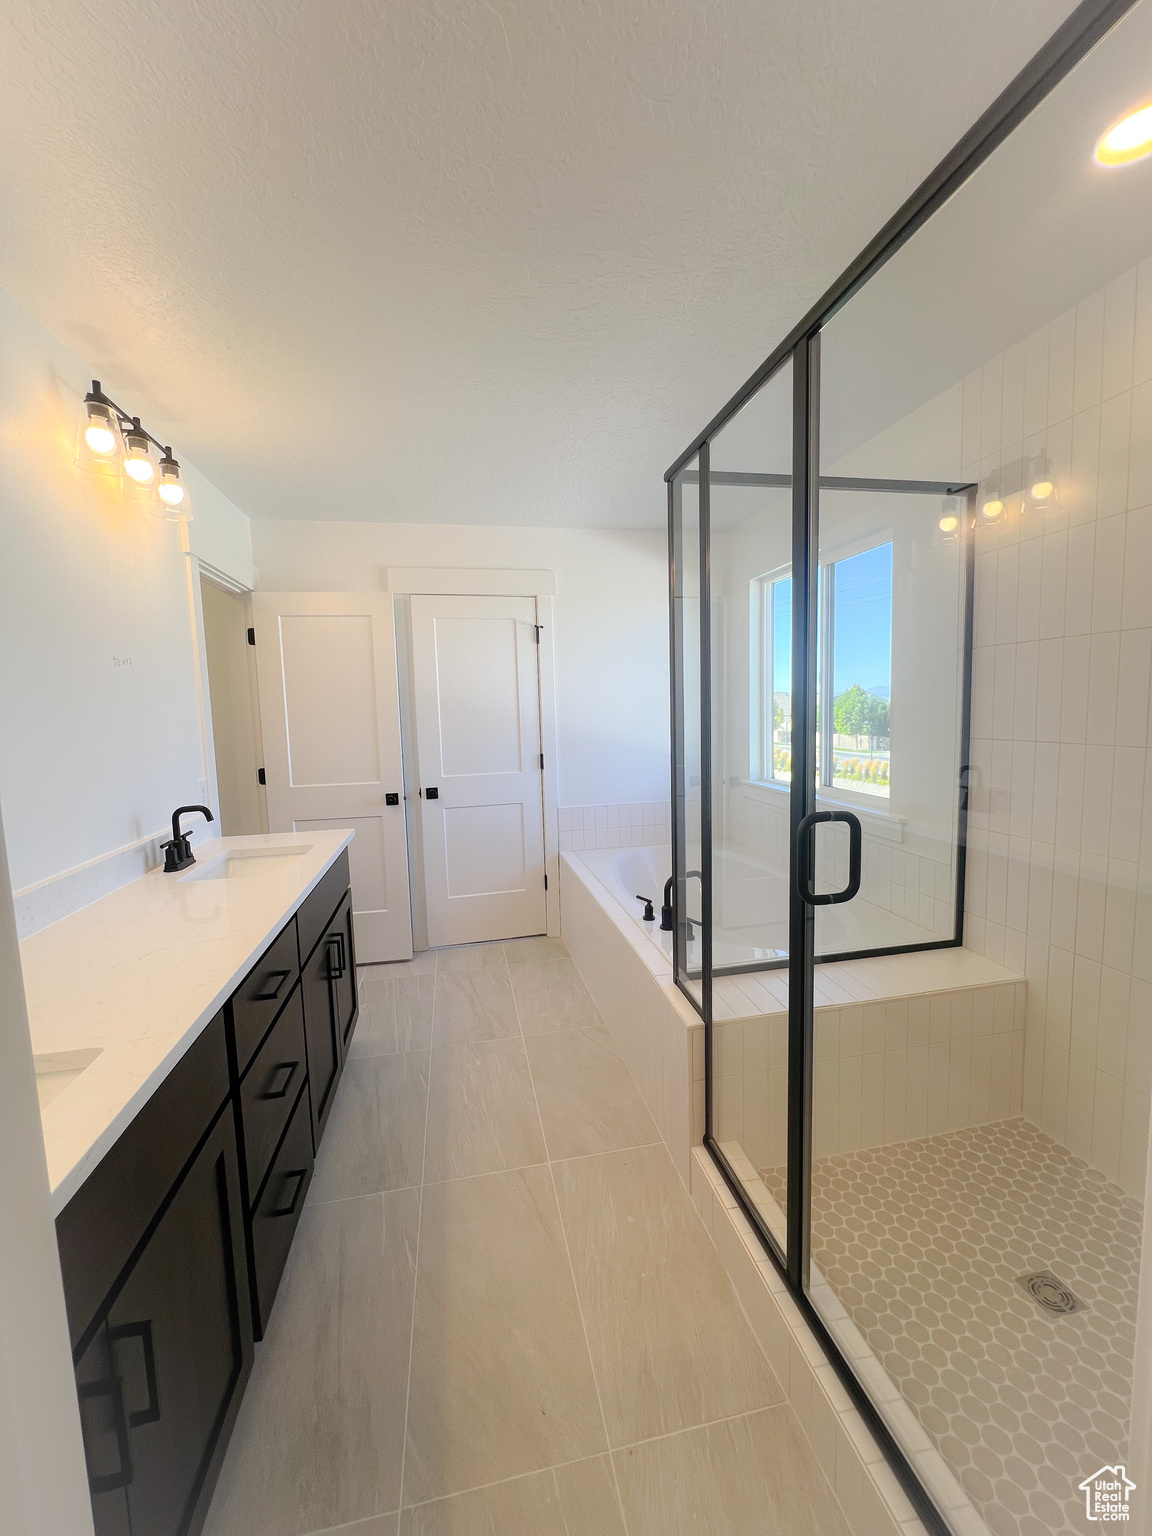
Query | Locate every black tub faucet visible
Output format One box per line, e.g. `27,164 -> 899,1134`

162,805 -> 214,873
661,871 -> 701,933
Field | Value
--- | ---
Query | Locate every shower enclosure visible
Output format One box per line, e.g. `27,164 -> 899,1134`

668,1 -> 1152,1530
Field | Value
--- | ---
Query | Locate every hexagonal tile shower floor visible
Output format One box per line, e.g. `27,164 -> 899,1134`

761,1119 -> 1141,1536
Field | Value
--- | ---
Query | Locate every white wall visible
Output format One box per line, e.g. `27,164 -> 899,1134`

0,802 -> 93,1535
250,520 -> 670,809
0,283 -> 253,913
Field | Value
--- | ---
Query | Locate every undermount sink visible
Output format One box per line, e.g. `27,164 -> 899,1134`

181,845 -> 313,882
34,1047 -> 103,1110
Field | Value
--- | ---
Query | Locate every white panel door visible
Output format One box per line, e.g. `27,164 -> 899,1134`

410,595 -> 546,946
251,592 -> 412,963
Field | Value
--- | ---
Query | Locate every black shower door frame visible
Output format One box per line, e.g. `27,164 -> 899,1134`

664,4 -> 1138,1530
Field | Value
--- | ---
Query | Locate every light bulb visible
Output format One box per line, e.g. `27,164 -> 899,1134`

122,421 -> 155,484
158,480 -> 184,506
1030,479 -> 1054,501
981,498 -> 1004,520
84,421 -> 117,454
1095,104 -> 1152,166
938,515 -> 958,533
153,448 -> 191,519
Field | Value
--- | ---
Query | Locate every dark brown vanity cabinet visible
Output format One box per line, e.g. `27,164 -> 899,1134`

61,852 -> 357,1536
59,1013 -> 253,1536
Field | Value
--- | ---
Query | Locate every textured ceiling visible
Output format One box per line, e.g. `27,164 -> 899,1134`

0,0 -> 1084,528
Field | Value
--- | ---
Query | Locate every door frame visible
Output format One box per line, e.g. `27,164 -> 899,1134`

386,568 -> 561,941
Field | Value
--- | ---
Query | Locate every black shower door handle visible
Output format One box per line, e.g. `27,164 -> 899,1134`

795,810 -> 862,906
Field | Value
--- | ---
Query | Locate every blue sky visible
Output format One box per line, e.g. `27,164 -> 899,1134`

771,542 -> 892,697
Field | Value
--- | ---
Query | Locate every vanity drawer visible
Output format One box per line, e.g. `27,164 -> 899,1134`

296,848 -> 349,965
250,1080 -> 314,1336
231,920 -> 300,1076
239,983 -> 308,1202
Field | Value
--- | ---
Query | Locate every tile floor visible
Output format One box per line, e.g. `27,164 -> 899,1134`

763,1118 -> 1142,1536
204,938 -> 848,1536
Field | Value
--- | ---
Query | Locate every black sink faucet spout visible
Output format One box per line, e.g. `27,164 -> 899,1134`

162,804 -> 215,873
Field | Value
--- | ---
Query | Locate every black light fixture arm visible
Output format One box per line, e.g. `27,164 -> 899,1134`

87,381 -> 170,456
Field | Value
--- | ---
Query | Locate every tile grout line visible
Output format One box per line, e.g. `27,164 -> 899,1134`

508,944 -> 633,1536
390,950 -> 441,1533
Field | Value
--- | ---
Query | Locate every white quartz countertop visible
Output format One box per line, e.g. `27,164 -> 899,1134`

20,831 -> 353,1216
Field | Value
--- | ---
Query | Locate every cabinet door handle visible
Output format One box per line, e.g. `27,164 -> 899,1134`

269,1167 -> 307,1218
78,1375 -> 133,1493
108,1319 -> 161,1428
259,1059 -> 299,1101
326,933 -> 345,981
252,968 -> 292,1003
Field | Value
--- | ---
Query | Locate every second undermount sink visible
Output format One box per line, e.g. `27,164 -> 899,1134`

34,1047 -> 103,1110
181,845 -> 314,882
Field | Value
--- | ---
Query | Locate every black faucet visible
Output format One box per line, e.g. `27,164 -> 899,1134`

162,805 -> 214,872
635,895 -> 656,921
661,871 -> 701,935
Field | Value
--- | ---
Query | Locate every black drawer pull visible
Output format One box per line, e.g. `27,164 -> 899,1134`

78,1376 -> 133,1493
109,1319 -> 160,1427
259,1059 -> 299,1101
269,1168 -> 307,1219
251,968 -> 292,1003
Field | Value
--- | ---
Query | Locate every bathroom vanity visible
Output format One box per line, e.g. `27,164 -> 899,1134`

20,833 -> 357,1536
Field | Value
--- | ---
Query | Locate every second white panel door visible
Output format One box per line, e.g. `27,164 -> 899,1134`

410,594 -> 546,947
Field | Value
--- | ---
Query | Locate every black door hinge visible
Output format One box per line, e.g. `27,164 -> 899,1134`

534,624 -> 542,644
539,752 -> 544,770
544,874 -> 548,890
247,627 -> 255,646
257,768 -> 266,785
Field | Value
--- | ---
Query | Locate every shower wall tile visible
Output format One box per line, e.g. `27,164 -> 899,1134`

557,800 -> 670,852
965,257 -> 1152,1198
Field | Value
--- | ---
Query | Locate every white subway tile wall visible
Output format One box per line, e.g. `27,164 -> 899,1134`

557,801 -> 671,852
963,257 -> 1152,1198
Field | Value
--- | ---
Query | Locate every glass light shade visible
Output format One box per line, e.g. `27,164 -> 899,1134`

122,423 -> 156,485
153,450 -> 193,520
981,498 -> 1004,520
75,396 -> 123,476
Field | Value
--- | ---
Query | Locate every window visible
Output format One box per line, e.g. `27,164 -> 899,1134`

754,540 -> 892,799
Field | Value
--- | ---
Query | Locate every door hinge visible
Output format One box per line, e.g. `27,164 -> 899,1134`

544,874 -> 548,890
534,624 -> 542,644
257,767 -> 266,785
247,627 -> 255,646
539,752 -> 544,770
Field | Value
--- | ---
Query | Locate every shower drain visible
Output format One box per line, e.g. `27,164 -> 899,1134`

1015,1270 -> 1086,1316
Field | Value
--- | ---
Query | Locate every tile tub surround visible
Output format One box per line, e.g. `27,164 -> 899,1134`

205,938 -> 847,1536
562,847 -> 1027,1185
558,800 -> 671,851
959,257 -> 1152,1200
18,829 -> 354,1214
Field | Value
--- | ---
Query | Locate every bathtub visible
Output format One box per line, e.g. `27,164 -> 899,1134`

575,839 -> 949,968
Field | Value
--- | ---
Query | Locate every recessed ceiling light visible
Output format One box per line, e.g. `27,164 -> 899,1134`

1095,103 -> 1152,166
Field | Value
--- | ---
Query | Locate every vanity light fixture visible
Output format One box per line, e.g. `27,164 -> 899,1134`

1030,478 -> 1055,501
74,382 -> 192,519
938,514 -> 959,533
1095,103 -> 1152,166
981,498 -> 1004,520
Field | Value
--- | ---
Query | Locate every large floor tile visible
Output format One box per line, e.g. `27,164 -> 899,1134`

526,1026 -> 658,1159
435,941 -> 507,973
433,969 -> 520,1046
308,1052 -> 429,1202
399,1455 -> 623,1536
423,1037 -> 547,1182
403,1166 -> 606,1503
613,1406 -> 849,1536
350,975 -> 435,1058
510,957 -> 602,1033
203,1189 -> 420,1536
504,935 -> 568,965
553,1144 -> 781,1446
